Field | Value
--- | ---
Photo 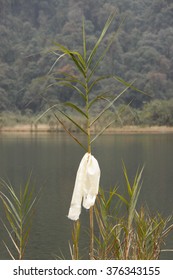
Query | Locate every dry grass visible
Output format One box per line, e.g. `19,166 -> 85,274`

1,124 -> 173,134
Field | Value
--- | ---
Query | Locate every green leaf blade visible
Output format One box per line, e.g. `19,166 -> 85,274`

87,11 -> 116,67
64,102 -> 88,119
53,113 -> 87,151
58,109 -> 88,135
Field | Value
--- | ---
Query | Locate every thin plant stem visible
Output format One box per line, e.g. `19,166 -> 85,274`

72,220 -> 80,260
84,60 -> 94,259
89,206 -> 94,259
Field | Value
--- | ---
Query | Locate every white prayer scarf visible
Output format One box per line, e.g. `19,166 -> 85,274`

68,153 -> 100,221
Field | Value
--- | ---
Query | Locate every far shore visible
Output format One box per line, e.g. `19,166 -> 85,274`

1,124 -> 173,134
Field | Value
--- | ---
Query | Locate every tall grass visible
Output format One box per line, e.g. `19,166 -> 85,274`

35,12 -> 173,260
40,11 -> 145,260
94,166 -> 173,260
0,177 -> 37,259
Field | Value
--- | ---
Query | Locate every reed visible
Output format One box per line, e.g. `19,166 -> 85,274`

41,11 -> 145,260
0,177 -> 37,259
94,166 -> 173,259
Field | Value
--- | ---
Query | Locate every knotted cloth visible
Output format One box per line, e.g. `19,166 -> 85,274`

68,153 -> 100,221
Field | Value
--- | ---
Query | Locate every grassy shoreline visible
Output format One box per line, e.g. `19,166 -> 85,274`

1,124 -> 173,134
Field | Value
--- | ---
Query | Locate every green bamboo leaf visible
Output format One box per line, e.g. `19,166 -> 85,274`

146,220 -> 164,239
48,53 -> 66,74
0,177 -> 37,259
88,76 -> 111,94
88,96 -> 100,110
4,209 -> 20,240
55,81 -> 86,100
35,104 -> 58,124
162,224 -> 173,238
70,51 -> 86,69
82,17 -> 87,62
126,167 -> 144,230
1,179 -> 20,206
58,109 -> 88,135
2,221 -> 20,254
90,81 -> 135,127
0,192 -> 21,223
87,34 -> 116,82
122,162 -> 132,197
87,11 -> 116,67
90,119 -> 115,144
115,194 -> 129,207
88,91 -> 111,109
113,75 -> 149,97
2,241 -> 15,260
53,113 -> 87,151
94,206 -> 107,239
23,197 -> 37,224
53,42 -> 86,76
4,205 -> 20,230
90,94 -> 123,127
70,53 -> 86,77
55,73 -> 86,89
65,102 -> 88,118
22,230 -> 31,250
52,42 -> 75,57
23,176 -> 31,199
133,166 -> 144,191
23,189 -> 33,213
128,184 -> 142,230
24,192 -> 36,215
105,189 -> 117,210
87,16 -> 126,82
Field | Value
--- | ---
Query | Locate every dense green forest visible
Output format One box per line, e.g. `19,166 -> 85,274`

0,0 -> 173,126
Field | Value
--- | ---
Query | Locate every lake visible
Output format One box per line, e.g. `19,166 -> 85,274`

0,132 -> 173,259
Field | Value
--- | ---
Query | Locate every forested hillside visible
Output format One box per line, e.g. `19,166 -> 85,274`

0,0 -> 173,125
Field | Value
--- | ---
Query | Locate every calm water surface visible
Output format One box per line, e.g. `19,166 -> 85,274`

0,133 -> 173,259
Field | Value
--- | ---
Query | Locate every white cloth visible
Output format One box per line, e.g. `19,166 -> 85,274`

68,153 -> 100,221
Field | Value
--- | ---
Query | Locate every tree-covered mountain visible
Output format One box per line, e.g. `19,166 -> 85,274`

0,0 -> 173,115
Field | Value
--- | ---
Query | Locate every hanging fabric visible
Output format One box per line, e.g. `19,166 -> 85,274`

68,153 -> 100,221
